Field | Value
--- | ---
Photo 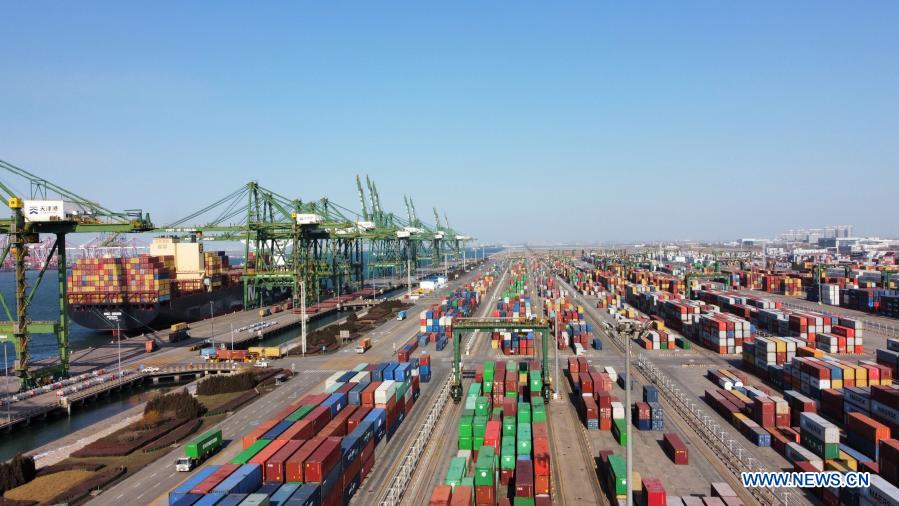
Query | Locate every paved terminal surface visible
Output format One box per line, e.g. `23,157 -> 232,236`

554,275 -> 766,506
87,261 -> 496,506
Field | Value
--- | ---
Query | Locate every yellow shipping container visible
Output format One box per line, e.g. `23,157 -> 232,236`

837,451 -> 858,471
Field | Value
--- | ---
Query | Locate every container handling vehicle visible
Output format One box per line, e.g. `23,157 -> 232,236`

175,429 -> 223,472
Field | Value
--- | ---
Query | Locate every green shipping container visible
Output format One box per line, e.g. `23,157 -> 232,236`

473,416 -> 488,437
484,382 -> 493,394
458,436 -> 473,450
800,428 -> 840,459
501,439 -> 516,469
532,404 -> 546,423
518,403 -> 531,422
465,396 -> 477,411
230,439 -> 269,465
286,404 -> 315,422
468,383 -> 482,397
475,397 -> 490,416
513,498 -> 536,506
459,416 -> 474,437
184,429 -> 222,459
517,425 -> 532,455
461,477 -> 474,489
612,418 -> 627,446
474,437 -> 485,449
608,455 -> 627,496
529,371 -> 542,393
445,457 -> 466,488
475,447 -> 496,486
503,416 -> 516,435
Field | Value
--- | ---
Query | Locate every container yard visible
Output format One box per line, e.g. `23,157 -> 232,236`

3,6 -> 899,504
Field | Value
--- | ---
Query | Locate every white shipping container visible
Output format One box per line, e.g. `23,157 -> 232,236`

859,475 -> 899,506
325,371 -> 346,388
603,366 -> 618,382
611,401 -> 625,419
800,412 -> 840,443
784,442 -> 823,471
374,380 -> 397,405
350,371 -> 371,384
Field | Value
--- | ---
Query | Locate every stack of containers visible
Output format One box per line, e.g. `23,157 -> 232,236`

67,257 -> 127,304
169,359 -> 422,506
800,412 -> 840,460
696,313 -> 751,354
433,359 -> 552,505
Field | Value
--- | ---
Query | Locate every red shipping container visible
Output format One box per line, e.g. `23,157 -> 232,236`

306,405 -> 333,432
503,397 -> 517,417
515,461 -> 534,497
278,419 -> 314,441
304,436 -> 342,483
430,484 -> 452,506
347,406 -> 371,432
322,481 -> 341,506
243,419 -> 279,449
879,438 -> 899,486
361,453 -> 375,481
847,412 -> 891,444
249,438 -> 288,465
191,464 -> 239,494
264,439 -> 304,482
361,382 -> 381,407
753,398 -> 775,428
474,484 -> 494,505
663,433 -> 688,465
533,438 -> 551,476
299,392 -> 329,406
642,478 -> 666,506
452,485 -> 473,506
284,437 -> 325,482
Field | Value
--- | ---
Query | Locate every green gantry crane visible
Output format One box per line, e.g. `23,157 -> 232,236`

0,159 -> 153,386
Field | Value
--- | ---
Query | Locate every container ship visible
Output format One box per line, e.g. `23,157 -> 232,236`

67,237 -> 255,333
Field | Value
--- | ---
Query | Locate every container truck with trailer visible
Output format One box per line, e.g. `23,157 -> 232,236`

176,429 -> 223,472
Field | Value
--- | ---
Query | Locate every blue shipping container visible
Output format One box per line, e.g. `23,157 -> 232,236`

257,482 -> 281,496
263,420 -> 294,440
340,430 -> 363,470
216,495 -> 247,506
348,382 -> 368,405
319,458 -> 342,497
338,371 -> 357,383
285,483 -> 321,506
342,471 -> 361,504
270,483 -> 300,506
193,493 -> 225,506
172,494 -> 203,506
213,464 -> 262,495
321,392 -> 347,417
371,363 -> 387,382
363,407 -> 387,442
170,465 -> 220,505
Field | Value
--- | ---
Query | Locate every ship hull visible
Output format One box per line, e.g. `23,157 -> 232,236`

68,285 -> 247,333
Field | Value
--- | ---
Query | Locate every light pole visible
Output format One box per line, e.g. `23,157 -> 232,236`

1,335 -> 9,422
625,320 -> 652,506
301,281 -> 307,356
230,323 -> 234,353
553,302 -> 560,400
406,258 -> 412,298
209,301 -> 215,347
116,320 -> 121,377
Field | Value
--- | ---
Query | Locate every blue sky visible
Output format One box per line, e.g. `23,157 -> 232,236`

2,2 -> 897,243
